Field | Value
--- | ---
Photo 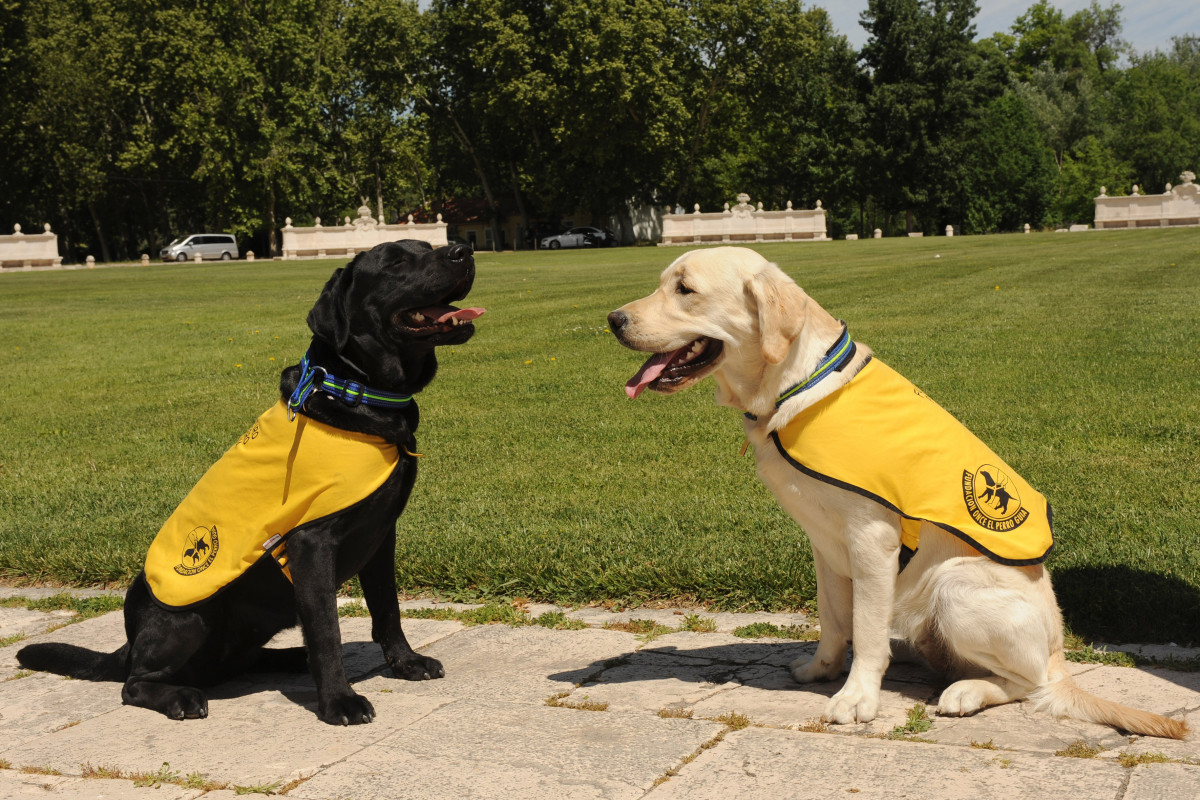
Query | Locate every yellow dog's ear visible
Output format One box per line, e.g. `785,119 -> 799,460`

749,267 -> 808,364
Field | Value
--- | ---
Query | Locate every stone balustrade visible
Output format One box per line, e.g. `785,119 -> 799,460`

660,193 -> 828,246
1094,171 -> 1200,229
281,205 -> 448,259
0,223 -> 63,270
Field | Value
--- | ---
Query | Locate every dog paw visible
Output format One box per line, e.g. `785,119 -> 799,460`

936,681 -> 988,716
165,688 -> 209,720
390,654 -> 445,681
822,685 -> 879,724
319,692 -> 376,726
790,655 -> 843,684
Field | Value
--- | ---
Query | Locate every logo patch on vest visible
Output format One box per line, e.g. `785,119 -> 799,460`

174,525 -> 220,576
962,465 -> 1029,532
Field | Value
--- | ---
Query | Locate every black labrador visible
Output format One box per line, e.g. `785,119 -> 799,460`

18,240 -> 482,725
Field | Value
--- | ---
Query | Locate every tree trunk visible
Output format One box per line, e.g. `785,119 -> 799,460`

88,201 -> 111,263
266,183 -> 278,258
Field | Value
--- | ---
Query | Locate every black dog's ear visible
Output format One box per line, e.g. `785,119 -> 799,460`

306,265 -> 353,351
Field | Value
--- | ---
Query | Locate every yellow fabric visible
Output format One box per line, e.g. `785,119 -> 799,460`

145,400 -> 399,607
772,359 -> 1053,565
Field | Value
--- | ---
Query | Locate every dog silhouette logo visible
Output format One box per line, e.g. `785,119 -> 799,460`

174,525 -> 220,576
962,465 -> 1029,532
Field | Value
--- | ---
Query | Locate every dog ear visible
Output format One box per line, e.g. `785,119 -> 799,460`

306,265 -> 354,351
749,267 -> 807,365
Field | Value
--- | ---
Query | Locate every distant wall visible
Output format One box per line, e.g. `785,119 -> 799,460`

1094,171 -> 1200,230
660,194 -> 828,246
282,205 -> 449,259
0,223 -> 62,270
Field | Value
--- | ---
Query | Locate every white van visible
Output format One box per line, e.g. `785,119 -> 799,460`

160,234 -> 239,262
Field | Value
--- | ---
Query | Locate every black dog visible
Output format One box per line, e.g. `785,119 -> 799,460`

18,240 -> 483,725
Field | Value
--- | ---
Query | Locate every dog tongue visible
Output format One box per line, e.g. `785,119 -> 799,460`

426,306 -> 486,323
625,348 -> 684,399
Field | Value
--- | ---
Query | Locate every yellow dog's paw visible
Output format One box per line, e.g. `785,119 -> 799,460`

822,684 -> 879,724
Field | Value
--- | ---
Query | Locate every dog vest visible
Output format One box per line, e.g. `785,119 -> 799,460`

145,400 -> 400,608
771,359 -> 1053,566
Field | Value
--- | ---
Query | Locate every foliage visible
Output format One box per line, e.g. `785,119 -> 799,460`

4,1 -> 1194,257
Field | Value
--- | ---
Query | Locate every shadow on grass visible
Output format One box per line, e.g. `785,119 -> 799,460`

1053,565 -> 1200,647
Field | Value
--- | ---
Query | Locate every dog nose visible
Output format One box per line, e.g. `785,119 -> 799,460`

446,243 -> 471,263
607,310 -> 629,333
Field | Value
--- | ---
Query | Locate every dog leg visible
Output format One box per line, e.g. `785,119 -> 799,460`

791,549 -> 851,683
822,523 -> 899,724
288,535 -> 376,725
939,677 -> 1028,716
929,562 -> 1048,717
359,529 -> 445,681
121,608 -> 210,720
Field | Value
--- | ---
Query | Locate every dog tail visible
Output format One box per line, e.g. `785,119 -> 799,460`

1030,652 -> 1189,740
16,642 -> 130,682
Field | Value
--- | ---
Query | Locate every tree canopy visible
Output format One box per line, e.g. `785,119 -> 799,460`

1,0 -> 1197,260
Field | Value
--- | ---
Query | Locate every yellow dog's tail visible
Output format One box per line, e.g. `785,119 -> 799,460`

1030,652 -> 1189,740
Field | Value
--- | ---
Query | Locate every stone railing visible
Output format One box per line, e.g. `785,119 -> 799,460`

1094,171 -> 1200,230
0,223 -> 62,270
660,193 -> 828,246
281,205 -> 448,259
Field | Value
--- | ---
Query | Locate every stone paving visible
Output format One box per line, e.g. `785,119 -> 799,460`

0,588 -> 1197,799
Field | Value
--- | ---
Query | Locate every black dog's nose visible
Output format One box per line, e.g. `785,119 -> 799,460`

607,310 -> 629,333
446,243 -> 471,262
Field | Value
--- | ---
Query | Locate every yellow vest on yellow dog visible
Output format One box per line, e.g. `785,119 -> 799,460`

772,359 -> 1053,565
145,401 -> 400,608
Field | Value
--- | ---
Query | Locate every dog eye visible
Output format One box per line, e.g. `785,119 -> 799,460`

676,282 -> 695,295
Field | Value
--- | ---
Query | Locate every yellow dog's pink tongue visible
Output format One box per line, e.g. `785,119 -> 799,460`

430,306 -> 486,323
625,348 -> 684,398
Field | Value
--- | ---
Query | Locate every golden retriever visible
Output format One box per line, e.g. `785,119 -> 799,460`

608,246 -> 1187,739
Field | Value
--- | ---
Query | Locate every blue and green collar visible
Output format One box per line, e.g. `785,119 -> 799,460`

745,324 -> 857,421
287,349 -> 413,420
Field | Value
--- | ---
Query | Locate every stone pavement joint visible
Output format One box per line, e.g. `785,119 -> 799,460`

0,593 -> 1197,799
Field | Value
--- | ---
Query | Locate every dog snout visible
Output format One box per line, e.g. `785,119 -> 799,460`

446,243 -> 472,263
607,310 -> 630,335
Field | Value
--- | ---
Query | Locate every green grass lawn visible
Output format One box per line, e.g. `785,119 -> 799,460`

2,229 -> 1198,643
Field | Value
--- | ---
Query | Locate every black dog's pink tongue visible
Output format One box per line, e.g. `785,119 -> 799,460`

625,347 -> 685,399
417,305 -> 486,323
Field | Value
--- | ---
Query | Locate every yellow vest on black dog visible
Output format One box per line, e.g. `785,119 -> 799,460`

772,359 -> 1053,565
145,401 -> 400,608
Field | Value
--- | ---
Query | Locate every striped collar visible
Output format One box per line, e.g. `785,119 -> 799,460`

286,349 -> 413,420
745,324 -> 856,421
774,324 -> 856,408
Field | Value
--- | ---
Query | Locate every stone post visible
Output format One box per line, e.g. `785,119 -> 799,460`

141,254 -> 149,266
1023,223 -> 1030,234
86,255 -> 95,269
246,251 -> 255,262
873,229 -> 882,239
945,225 -> 954,237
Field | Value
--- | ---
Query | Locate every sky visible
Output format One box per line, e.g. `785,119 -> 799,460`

823,1 -> 1200,56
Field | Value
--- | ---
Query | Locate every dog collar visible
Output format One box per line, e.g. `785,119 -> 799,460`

286,350 -> 413,420
774,324 -> 856,408
744,325 -> 856,422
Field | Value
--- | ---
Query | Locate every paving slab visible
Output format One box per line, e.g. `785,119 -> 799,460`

383,624 -> 638,705
1123,762 -> 1200,800
1,597 -> 1198,800
645,726 -> 1134,800
287,699 -> 726,800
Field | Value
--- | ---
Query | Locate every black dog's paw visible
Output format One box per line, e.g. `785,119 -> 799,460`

318,692 -> 376,726
390,654 -> 445,681
165,687 -> 209,720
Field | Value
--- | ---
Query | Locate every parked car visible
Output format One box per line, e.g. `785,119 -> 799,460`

539,226 -> 617,250
161,233 -> 239,262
